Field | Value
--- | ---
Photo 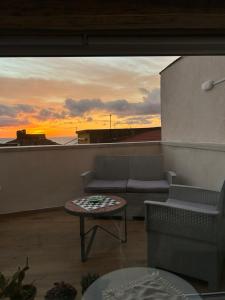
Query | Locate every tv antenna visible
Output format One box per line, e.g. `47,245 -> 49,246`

101,114 -> 112,128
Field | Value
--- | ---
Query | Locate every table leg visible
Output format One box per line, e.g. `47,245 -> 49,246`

80,216 -> 98,262
96,207 -> 127,243
80,216 -> 86,262
79,207 -> 127,262
123,207 -> 127,243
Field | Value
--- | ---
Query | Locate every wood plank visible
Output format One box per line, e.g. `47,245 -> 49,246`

1,14 -> 225,29
0,2 -> 225,32
1,209 -> 224,299
1,14 -> 225,31
1,1 -> 225,16
0,209 -> 147,299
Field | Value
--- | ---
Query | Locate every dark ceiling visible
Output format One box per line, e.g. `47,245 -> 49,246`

1,1 -> 225,34
1,2 -> 225,56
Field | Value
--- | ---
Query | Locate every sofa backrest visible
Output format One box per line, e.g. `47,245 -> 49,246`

129,155 -> 164,181
94,155 -> 164,181
94,155 -> 129,180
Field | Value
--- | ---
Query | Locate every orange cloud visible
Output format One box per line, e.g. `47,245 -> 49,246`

0,57 -> 178,138
0,74 -> 159,104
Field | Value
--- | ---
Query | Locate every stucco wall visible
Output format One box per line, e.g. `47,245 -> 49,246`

162,142 -> 225,191
161,56 -> 225,143
160,56 -> 225,191
0,142 -> 161,214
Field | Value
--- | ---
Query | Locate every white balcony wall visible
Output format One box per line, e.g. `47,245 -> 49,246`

0,142 -> 161,214
161,56 -> 225,191
163,142 -> 225,191
161,56 -> 225,144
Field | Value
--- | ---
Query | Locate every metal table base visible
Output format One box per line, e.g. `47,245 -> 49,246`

79,208 -> 127,262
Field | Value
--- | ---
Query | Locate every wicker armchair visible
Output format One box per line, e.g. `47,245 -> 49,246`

145,182 -> 225,290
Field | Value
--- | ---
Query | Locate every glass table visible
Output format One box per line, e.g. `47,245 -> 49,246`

82,267 -> 201,300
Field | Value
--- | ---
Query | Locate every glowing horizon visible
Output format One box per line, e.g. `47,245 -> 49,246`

0,56 -> 178,138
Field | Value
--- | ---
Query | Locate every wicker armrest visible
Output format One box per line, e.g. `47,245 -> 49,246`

80,170 -> 94,186
145,200 -> 219,216
165,171 -> 177,184
145,200 -> 219,241
169,184 -> 219,206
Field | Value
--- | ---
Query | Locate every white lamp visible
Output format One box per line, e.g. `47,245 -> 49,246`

202,77 -> 225,91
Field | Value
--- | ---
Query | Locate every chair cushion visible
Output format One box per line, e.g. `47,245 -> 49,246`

127,179 -> 169,193
85,179 -> 127,193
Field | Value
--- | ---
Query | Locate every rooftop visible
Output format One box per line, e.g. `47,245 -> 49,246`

76,127 -> 161,134
6,129 -> 59,146
159,56 -> 183,74
77,127 -> 161,144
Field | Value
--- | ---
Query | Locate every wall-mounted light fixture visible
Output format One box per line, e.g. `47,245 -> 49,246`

201,77 -> 225,91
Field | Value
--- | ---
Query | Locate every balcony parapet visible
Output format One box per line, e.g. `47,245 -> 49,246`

0,140 -> 161,214
0,140 -> 161,153
162,141 -> 225,153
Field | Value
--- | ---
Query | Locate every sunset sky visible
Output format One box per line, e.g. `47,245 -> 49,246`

0,56 -> 177,138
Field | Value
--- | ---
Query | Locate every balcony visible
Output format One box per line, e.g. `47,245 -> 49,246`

1,140 -> 225,299
2,56 -> 225,299
0,142 -> 159,299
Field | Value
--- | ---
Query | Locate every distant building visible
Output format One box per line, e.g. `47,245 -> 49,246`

6,129 -> 59,146
77,127 -> 161,144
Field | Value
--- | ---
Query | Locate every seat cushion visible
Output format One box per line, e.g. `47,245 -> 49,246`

127,179 -> 169,193
85,179 -> 127,193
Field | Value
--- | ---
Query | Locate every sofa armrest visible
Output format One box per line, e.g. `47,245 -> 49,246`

169,184 -> 219,205
165,171 -> 177,184
81,170 -> 94,186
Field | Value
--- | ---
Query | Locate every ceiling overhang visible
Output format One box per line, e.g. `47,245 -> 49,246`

1,2 -> 225,56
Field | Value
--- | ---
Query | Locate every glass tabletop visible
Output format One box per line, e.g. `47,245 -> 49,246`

82,267 -> 201,300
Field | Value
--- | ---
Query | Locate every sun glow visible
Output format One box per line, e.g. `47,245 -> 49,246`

28,129 -> 45,134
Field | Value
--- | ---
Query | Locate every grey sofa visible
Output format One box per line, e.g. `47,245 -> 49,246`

145,182 -> 225,290
81,155 -> 176,218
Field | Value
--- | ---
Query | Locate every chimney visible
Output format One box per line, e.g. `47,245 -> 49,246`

17,129 -> 26,140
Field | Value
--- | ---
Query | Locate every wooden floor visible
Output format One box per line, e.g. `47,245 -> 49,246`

0,209 -> 147,299
1,209 -> 224,299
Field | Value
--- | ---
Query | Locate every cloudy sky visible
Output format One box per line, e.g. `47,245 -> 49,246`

0,56 -> 177,138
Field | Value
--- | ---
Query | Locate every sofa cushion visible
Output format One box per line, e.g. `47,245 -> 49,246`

85,179 -> 127,193
129,155 -> 164,181
95,156 -> 129,180
127,179 -> 169,193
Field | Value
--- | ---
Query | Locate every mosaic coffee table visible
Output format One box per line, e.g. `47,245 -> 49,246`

64,195 -> 127,262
